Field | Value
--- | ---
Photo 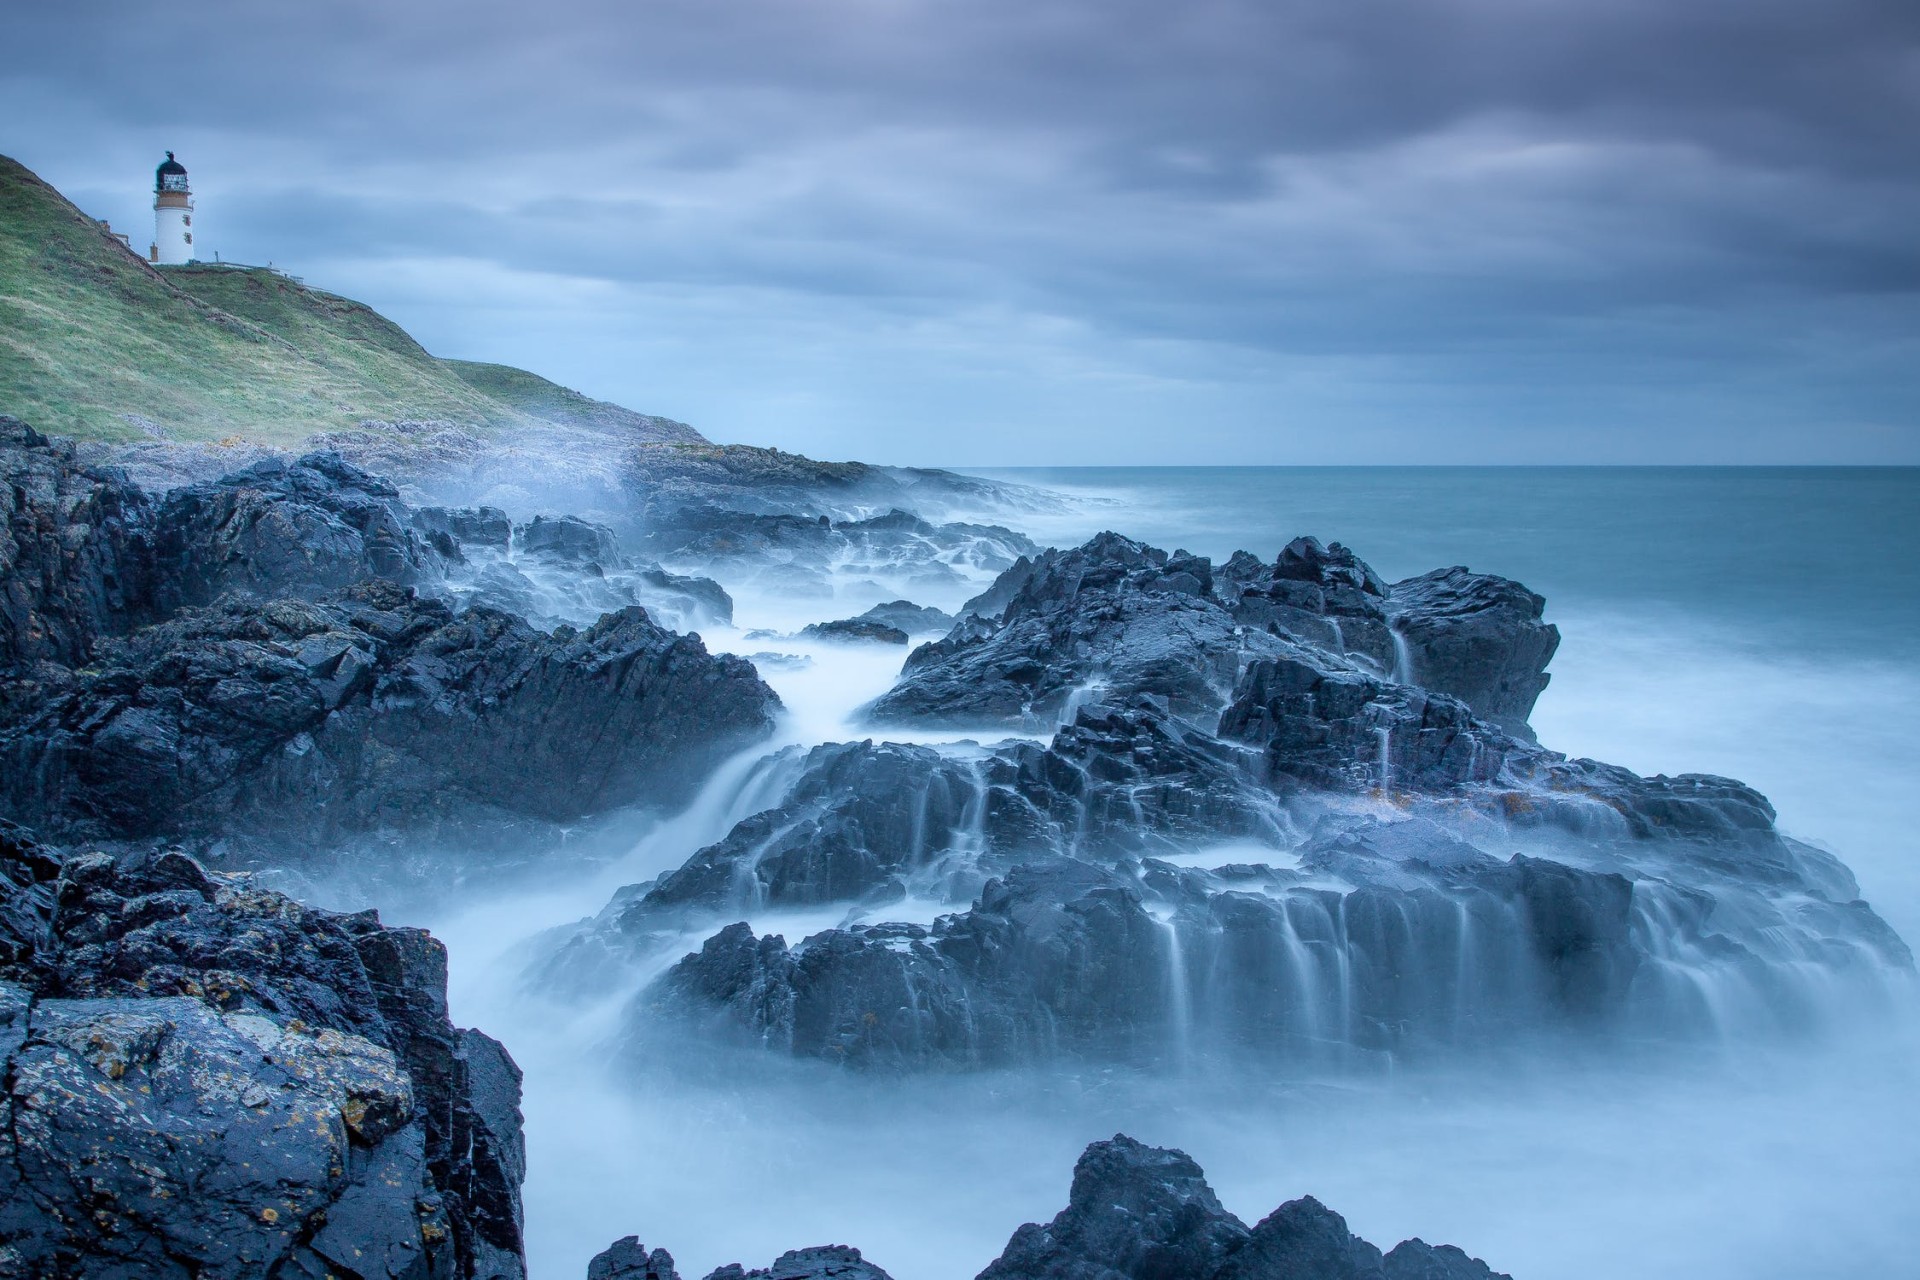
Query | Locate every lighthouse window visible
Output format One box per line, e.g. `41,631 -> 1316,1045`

184,233 -> 192,245
183,216 -> 190,227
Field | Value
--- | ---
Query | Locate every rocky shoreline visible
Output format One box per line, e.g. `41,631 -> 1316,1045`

4,414 -> 1912,1276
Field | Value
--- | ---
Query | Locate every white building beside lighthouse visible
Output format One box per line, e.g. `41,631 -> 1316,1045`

150,152 -> 194,264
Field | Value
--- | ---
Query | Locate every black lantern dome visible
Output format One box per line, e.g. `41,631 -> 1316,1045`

155,152 -> 188,193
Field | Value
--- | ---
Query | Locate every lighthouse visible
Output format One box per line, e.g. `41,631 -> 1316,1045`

151,152 -> 194,265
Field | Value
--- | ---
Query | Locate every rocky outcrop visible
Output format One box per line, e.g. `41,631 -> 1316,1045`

0,823 -> 525,1278
645,831 -> 1694,1069
153,451 -> 450,608
636,504 -> 1036,600
879,533 -> 1559,738
1,416 -> 158,668
978,1135 -> 1507,1280
1212,536 -> 1395,672
563,702 -> 1278,956
869,533 -> 1263,727
581,1137 -> 1500,1280
589,1237 -> 683,1280
1388,567 -> 1559,739
799,617 -> 910,645
703,1246 -> 895,1280
850,600 -> 955,635
1,579 -> 779,847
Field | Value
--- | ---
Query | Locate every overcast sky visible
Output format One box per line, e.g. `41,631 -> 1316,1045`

6,0 -> 1917,463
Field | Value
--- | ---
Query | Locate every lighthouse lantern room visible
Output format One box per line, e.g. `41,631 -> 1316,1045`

151,152 -> 194,265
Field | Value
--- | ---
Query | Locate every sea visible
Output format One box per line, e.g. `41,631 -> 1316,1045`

411,466 -> 1920,1280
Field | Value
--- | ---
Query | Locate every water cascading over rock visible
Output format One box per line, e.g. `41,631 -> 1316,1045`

570,530 -> 1910,1072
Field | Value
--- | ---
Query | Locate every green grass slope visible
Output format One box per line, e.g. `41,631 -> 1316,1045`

0,153 -> 701,447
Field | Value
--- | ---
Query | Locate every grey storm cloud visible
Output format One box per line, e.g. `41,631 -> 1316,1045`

5,0 -> 1918,461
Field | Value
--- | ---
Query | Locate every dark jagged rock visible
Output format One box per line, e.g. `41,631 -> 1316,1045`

891,532 -> 1558,738
700,1245 -> 894,1280
580,1138 -> 1495,1280
871,533 -> 1270,728
590,1236 -> 683,1280
979,1134 -> 1248,1280
644,833 -> 1666,1068
1218,648 -> 1515,793
633,740 -> 1906,1070
853,599 -> 956,634
154,450 -> 450,607
414,503 -> 514,550
573,702 -> 1277,950
1,416 -> 158,668
1213,535 -> 1395,672
519,512 -> 622,565
979,1136 -> 1509,1280
800,617 -> 911,645
1388,567 -> 1559,739
0,825 -> 525,1278
1,579 -> 779,847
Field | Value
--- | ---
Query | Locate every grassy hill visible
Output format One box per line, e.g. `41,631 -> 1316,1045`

0,153 -> 701,448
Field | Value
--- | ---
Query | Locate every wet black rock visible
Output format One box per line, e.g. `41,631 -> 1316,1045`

870,533 -> 1267,727
633,715 -> 1908,1070
519,513 -> 622,565
853,599 -> 955,634
701,1245 -> 895,1280
1213,536 -> 1394,672
800,617 -> 911,645
590,1237 -> 683,1280
980,1134 -> 1248,1280
575,702 -> 1277,950
1218,648 -> 1515,794
882,532 -> 1560,738
0,824 -> 526,1278
1,416 -> 158,668
1388,567 -> 1559,739
153,450 -> 450,607
414,503 -> 514,550
1,579 -> 779,847
978,1135 -> 1509,1280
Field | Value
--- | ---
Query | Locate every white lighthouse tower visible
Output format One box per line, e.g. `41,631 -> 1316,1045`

150,152 -> 194,265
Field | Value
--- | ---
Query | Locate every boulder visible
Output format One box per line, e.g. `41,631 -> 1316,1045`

414,504 -> 513,550
800,617 -> 911,645
0,825 -> 525,1278
701,1245 -> 894,1280
518,513 -> 623,567
1388,567 -> 1559,738
978,1136 -> 1509,1280
979,1134 -> 1248,1280
852,599 -> 955,634
590,1237 -> 683,1280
